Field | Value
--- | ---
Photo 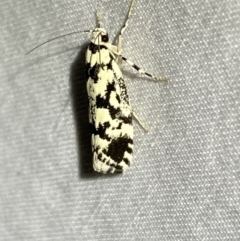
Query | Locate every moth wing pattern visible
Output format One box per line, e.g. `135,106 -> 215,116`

86,39 -> 133,174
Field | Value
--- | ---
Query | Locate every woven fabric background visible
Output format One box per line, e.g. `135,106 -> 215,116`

0,0 -> 239,240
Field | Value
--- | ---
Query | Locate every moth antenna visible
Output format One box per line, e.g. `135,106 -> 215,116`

96,11 -> 102,27
25,30 -> 91,55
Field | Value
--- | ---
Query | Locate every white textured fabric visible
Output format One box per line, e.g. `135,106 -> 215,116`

0,0 -> 239,240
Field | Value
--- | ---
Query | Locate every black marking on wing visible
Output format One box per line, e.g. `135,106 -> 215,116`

88,42 -> 108,54
106,81 -> 115,93
106,62 -> 112,70
86,42 -> 114,82
97,153 -> 102,160
95,147 -> 126,173
123,158 -> 130,166
95,81 -> 122,120
96,122 -> 111,141
88,64 -> 100,82
104,135 -> 132,164
96,96 -> 121,120
91,121 -> 112,141
116,94 -> 121,103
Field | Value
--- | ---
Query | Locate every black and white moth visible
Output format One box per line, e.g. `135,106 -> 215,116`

86,0 -> 167,173
86,25 -> 134,173
26,0 -> 167,174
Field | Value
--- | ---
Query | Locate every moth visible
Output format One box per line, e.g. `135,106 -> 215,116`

26,0 -> 167,174
86,0 -> 167,173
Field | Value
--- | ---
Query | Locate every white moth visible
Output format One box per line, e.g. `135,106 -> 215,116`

26,0 -> 167,174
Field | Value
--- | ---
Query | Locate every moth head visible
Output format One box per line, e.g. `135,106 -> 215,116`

92,28 -> 109,43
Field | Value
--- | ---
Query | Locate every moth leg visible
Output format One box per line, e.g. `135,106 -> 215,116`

122,56 -> 168,82
132,110 -> 148,132
115,0 -> 136,66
